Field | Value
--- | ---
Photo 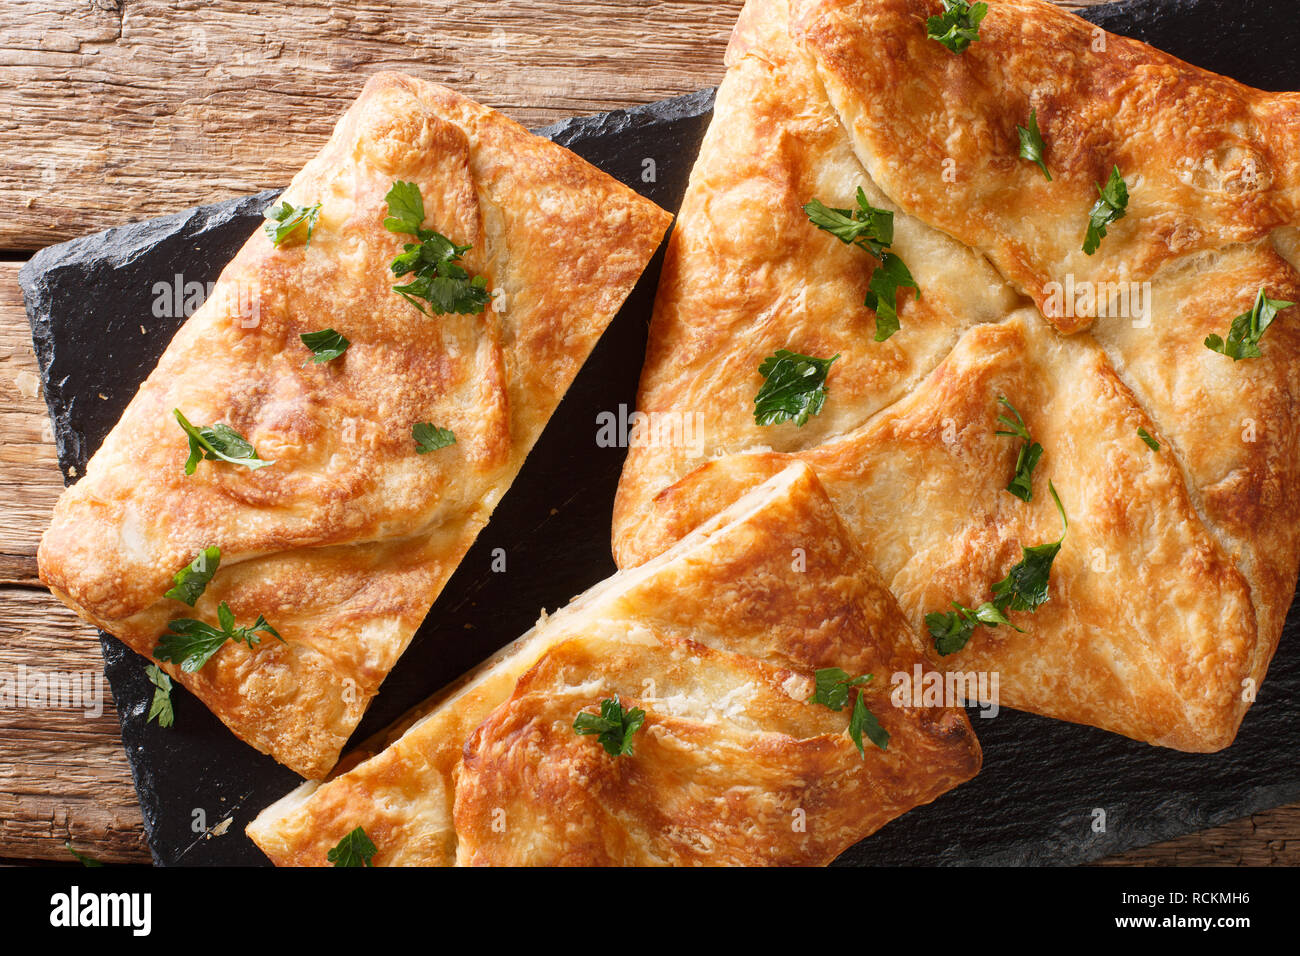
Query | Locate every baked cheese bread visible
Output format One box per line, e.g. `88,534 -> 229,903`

38,72 -> 672,778
612,0 -> 1300,751
247,463 -> 981,865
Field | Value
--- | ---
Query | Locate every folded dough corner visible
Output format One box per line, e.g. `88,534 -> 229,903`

612,0 -> 1300,751
37,72 -> 673,779
248,462 -> 981,866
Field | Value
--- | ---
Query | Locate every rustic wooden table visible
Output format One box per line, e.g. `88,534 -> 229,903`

0,0 -> 1295,866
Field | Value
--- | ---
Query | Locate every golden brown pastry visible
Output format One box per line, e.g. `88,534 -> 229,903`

247,463 -> 981,866
38,72 -> 672,778
613,0 -> 1300,751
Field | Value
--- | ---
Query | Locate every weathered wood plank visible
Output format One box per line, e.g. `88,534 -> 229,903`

0,587 -> 149,864
0,265 -> 63,588
0,0 -> 1106,251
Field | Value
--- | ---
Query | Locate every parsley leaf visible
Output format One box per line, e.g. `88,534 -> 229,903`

928,483 -> 1068,655
1082,166 -> 1129,255
926,601 -> 1020,656
153,601 -> 283,673
65,842 -> 104,868
754,350 -> 839,427
864,253 -> 921,342
300,328 -> 350,363
327,826 -> 378,867
1017,108 -> 1052,181
572,695 -> 645,757
989,482 -> 1069,613
927,0 -> 988,54
995,396 -> 1043,502
1137,426 -> 1160,451
164,545 -> 220,606
174,409 -> 273,475
848,692 -> 891,753
145,663 -> 174,729
805,188 -> 920,341
1204,287 -> 1295,361
808,668 -> 887,755
804,190 -> 894,258
263,200 -> 321,248
808,667 -> 871,711
412,422 -> 456,454
384,181 -> 492,316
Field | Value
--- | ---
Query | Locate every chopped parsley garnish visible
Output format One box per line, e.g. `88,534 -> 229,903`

995,396 -> 1043,503
65,842 -> 104,868
300,328 -> 350,363
174,409 -> 273,475
1204,287 -> 1295,361
145,663 -> 174,729
412,422 -> 457,454
927,0 -> 988,54
1137,426 -> 1160,451
926,482 -> 1068,656
263,200 -> 321,248
805,188 -> 920,341
927,601 -> 1020,657
327,827 -> 377,867
383,180 -> 491,316
808,668 -> 889,754
572,695 -> 645,757
989,483 -> 1069,614
754,349 -> 839,427
1082,166 -> 1129,255
154,601 -> 283,673
1017,108 -> 1052,181
164,545 -> 220,606
804,190 -> 894,257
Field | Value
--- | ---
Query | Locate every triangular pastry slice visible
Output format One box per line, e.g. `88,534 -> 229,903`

247,463 -> 981,866
613,0 -> 1300,750
38,72 -> 672,778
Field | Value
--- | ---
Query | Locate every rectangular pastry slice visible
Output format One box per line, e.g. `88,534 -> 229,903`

37,72 -> 673,778
247,462 -> 982,866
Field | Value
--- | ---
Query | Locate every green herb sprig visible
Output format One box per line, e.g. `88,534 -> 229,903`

300,328 -> 350,364
327,827 -> 378,867
927,0 -> 988,54
1017,109 -> 1052,181
263,200 -> 321,248
174,409 -> 272,476
164,546 -> 221,606
145,663 -> 174,728
805,188 -> 919,341
383,181 -> 491,316
412,422 -> 456,454
1082,166 -> 1129,255
1204,287 -> 1295,361
153,601 -> 283,672
926,482 -> 1068,656
753,350 -> 840,427
808,668 -> 889,755
573,695 -> 646,757
995,396 -> 1043,503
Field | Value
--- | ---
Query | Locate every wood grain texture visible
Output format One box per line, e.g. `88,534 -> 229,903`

0,0 -> 1293,867
0,0 -> 1103,251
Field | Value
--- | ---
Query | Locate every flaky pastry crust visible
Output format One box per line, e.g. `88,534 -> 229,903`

39,72 -> 671,778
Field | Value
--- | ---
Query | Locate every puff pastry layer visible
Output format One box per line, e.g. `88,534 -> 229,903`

613,0 -> 1300,751
248,463 -> 981,866
38,72 -> 672,778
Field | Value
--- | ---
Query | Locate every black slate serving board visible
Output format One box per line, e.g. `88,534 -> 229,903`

19,0 -> 1300,867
